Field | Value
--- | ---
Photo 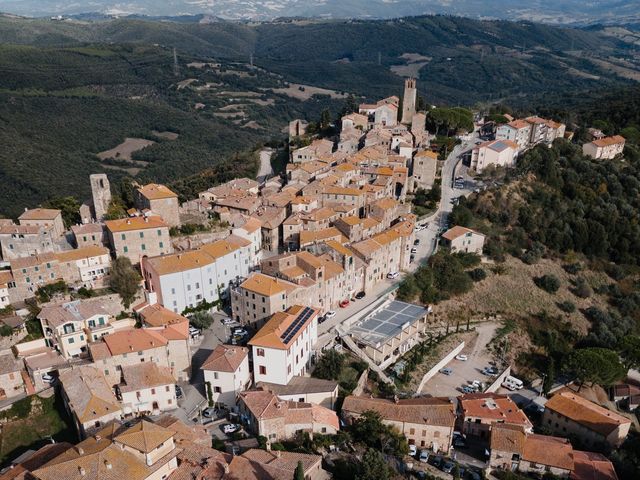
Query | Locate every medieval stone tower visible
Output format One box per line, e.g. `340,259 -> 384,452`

90,173 -> 111,221
401,78 -> 417,125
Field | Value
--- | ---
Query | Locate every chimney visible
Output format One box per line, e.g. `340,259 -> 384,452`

126,219 -> 131,224
144,217 -> 149,222
275,450 -> 281,458
104,460 -> 112,470
393,395 -> 399,404
78,466 -> 86,476
224,463 -> 230,474
77,447 -> 84,455
266,442 -> 272,451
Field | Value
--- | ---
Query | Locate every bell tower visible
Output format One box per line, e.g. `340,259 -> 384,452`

401,78 -> 417,125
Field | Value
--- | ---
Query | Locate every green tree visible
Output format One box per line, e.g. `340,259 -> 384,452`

620,335 -> 640,370
312,349 -> 345,380
294,460 -> 305,480
109,257 -> 141,308
543,358 -> 555,396
104,199 -> 127,220
564,348 -> 626,390
356,449 -> 391,480
189,311 -> 214,330
43,196 -> 80,228
320,108 -> 332,130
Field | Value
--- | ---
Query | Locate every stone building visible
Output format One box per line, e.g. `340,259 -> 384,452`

401,78 -> 417,125
135,183 -> 180,227
105,216 -> 172,264
342,396 -> 456,453
90,173 -> 112,221
18,209 -> 65,238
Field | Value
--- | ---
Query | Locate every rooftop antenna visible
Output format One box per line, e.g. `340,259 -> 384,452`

173,47 -> 179,77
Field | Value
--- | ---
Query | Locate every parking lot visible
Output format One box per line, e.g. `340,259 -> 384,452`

421,323 -> 498,397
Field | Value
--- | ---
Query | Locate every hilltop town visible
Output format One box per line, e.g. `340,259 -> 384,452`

0,77 -> 636,480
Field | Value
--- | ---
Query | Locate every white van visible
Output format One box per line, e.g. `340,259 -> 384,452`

502,375 -> 524,391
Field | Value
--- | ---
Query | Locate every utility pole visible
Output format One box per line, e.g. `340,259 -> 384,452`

173,47 -> 179,77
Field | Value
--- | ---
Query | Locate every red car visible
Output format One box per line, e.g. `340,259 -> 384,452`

339,299 -> 350,308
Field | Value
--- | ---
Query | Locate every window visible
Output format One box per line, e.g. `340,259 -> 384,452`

159,242 -> 164,248
434,431 -> 440,438
213,372 -> 219,380
259,366 -> 266,375
141,244 -> 146,251
139,232 -> 144,238
121,234 -> 126,240
321,427 -> 327,433
165,386 -> 170,392
214,386 -> 222,393
123,246 -> 128,253
257,348 -> 265,357
151,388 -> 156,394
157,229 -> 162,236
409,428 -> 415,435
68,337 -> 75,344
168,399 -> 172,405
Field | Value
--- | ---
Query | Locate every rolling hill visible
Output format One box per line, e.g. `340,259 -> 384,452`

0,14 -> 638,217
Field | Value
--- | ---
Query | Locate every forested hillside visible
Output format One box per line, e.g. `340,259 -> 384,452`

0,15 -> 637,102
0,43 -> 340,217
0,14 -> 638,216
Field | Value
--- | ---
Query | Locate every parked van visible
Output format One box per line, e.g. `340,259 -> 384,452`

501,375 -> 524,391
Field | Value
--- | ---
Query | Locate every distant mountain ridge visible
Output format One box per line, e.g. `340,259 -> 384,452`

0,0 -> 638,26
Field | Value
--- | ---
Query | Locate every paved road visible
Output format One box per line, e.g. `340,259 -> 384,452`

317,134 -> 480,351
257,148 -> 274,184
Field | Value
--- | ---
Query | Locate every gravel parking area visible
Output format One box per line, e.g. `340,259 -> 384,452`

421,323 -> 497,397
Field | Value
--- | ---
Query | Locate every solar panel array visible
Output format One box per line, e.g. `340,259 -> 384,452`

350,300 -> 428,347
280,307 -> 314,344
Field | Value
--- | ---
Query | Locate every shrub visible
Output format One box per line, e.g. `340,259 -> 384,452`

563,263 -> 583,275
0,324 -> 13,337
535,274 -> 561,293
468,268 -> 487,282
572,277 -> 592,298
557,300 -> 576,313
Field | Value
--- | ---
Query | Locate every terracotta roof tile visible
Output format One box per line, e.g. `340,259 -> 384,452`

201,345 -> 248,373
545,391 -> 631,437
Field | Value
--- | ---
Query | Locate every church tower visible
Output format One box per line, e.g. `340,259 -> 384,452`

401,78 -> 417,125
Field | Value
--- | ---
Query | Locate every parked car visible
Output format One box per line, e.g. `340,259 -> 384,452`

325,310 -> 337,319
442,461 -> 455,474
455,354 -> 468,361
42,373 -> 55,384
387,272 -> 399,279
221,317 -> 236,326
414,239 -> 420,246
318,315 -> 327,324
453,436 -> 466,448
482,366 -> 498,376
232,327 -> 248,336
202,407 -> 216,418
466,471 -> 482,480
355,291 -> 366,300
411,247 -> 418,254
222,423 -> 240,434
339,299 -> 350,308
408,444 -> 417,457
419,450 -> 430,463
175,385 -> 183,399
431,455 -> 443,468
461,386 -> 475,394
439,368 -> 453,376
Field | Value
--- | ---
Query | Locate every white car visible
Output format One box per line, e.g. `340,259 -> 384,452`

221,317 -> 235,326
419,450 -> 430,463
408,444 -> 417,457
471,380 -> 482,388
455,354 -> 468,361
325,310 -> 337,319
222,423 -> 240,434
387,272 -> 399,279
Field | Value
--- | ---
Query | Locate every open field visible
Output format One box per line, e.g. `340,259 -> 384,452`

97,137 -> 155,161
152,130 -> 179,140
270,83 -> 349,101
